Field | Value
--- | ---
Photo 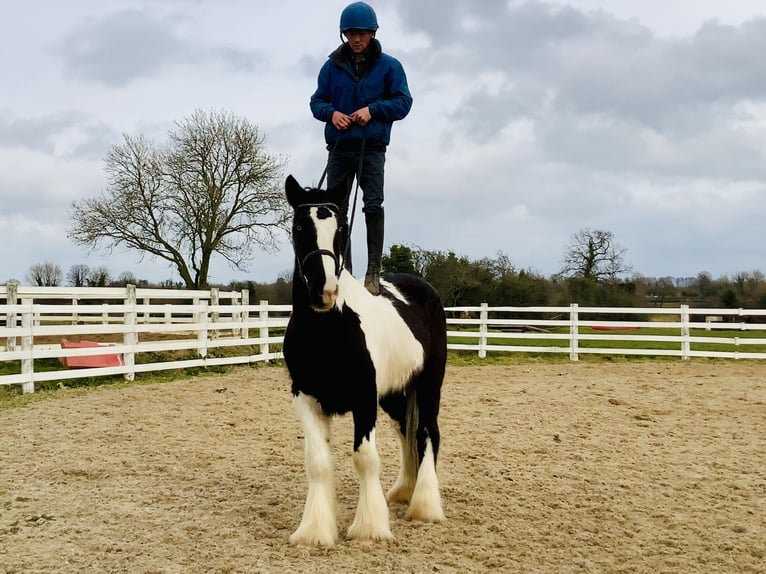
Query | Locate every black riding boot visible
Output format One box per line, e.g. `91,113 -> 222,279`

364,210 -> 384,295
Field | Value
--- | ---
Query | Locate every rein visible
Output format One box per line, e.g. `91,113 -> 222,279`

314,131 -> 367,278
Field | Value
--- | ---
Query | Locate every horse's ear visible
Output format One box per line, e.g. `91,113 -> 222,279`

285,175 -> 303,207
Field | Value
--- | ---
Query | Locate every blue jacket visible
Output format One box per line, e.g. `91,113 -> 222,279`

310,39 -> 412,146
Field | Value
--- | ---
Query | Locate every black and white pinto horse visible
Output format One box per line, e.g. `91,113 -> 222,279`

283,175 -> 447,546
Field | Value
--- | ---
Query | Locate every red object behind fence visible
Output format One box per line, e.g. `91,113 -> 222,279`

60,339 -> 124,368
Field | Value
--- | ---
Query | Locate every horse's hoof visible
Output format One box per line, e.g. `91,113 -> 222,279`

347,521 -> 393,542
289,525 -> 338,547
405,503 -> 446,524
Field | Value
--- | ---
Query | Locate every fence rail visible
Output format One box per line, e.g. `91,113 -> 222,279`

2,285 -> 766,393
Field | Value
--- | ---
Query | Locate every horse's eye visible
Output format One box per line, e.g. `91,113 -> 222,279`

294,225 -> 302,232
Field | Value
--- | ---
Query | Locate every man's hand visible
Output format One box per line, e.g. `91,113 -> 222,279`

332,111 -> 353,130
351,107 -> 371,126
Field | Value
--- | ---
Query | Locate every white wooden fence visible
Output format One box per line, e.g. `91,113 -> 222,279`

450,303 -> 766,360
0,285 -> 290,394
2,285 -> 766,393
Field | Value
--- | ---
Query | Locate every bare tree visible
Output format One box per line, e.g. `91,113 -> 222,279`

115,271 -> 138,286
559,228 -> 630,282
27,262 -> 63,286
68,109 -> 290,289
67,264 -> 90,287
87,266 -> 111,287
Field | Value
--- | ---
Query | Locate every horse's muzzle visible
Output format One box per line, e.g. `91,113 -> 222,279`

311,284 -> 339,312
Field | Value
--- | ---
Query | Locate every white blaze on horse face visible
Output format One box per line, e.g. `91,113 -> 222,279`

311,206 -> 340,307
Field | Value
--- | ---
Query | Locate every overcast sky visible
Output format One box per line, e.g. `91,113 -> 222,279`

3,0 -> 766,286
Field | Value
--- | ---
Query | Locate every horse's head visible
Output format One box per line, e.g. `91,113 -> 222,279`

285,175 -> 348,312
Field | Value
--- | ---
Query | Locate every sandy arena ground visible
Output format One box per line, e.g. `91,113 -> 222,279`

1,362 -> 764,573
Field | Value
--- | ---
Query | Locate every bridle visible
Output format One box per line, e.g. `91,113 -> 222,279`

292,203 -> 344,289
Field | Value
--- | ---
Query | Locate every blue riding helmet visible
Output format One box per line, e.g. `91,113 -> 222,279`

340,2 -> 379,32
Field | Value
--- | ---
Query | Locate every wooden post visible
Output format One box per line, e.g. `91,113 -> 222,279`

569,303 -> 580,361
72,295 -> 79,325
193,296 -> 201,327
197,301 -> 208,358
21,307 -> 34,394
210,288 -> 220,339
6,282 -> 17,352
478,303 -> 488,359
123,284 -> 137,381
241,289 -> 250,339
259,300 -> 269,359
681,304 -> 690,360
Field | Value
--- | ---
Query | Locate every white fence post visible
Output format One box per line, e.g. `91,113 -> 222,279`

210,288 -> 220,339
478,303 -> 488,359
735,308 -> 744,359
197,301 -> 208,358
259,300 -> 269,358
29,297 -> 39,327
21,307 -> 34,394
681,304 -> 690,360
123,284 -> 137,382
193,296 -> 201,326
241,289 -> 250,339
6,282 -> 17,352
142,297 -> 150,324
570,303 -> 580,361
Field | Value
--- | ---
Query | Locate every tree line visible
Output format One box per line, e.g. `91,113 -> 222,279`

6,109 -> 764,310
240,243 -> 765,310
11,242 -> 766,310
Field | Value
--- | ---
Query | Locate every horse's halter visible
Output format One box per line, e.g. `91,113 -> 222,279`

292,203 -> 344,289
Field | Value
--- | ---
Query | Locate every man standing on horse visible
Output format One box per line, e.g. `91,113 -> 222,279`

310,1 -> 413,295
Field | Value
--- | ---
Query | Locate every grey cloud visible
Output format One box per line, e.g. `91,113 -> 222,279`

212,46 -> 263,73
58,9 -> 262,87
396,1 -> 766,181
669,19 -> 766,103
400,1 -> 766,121
58,10 -> 187,86
0,113 -> 79,154
0,111 -> 115,159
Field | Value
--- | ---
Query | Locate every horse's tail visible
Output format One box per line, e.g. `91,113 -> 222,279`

405,388 -> 419,465
400,378 -> 445,523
